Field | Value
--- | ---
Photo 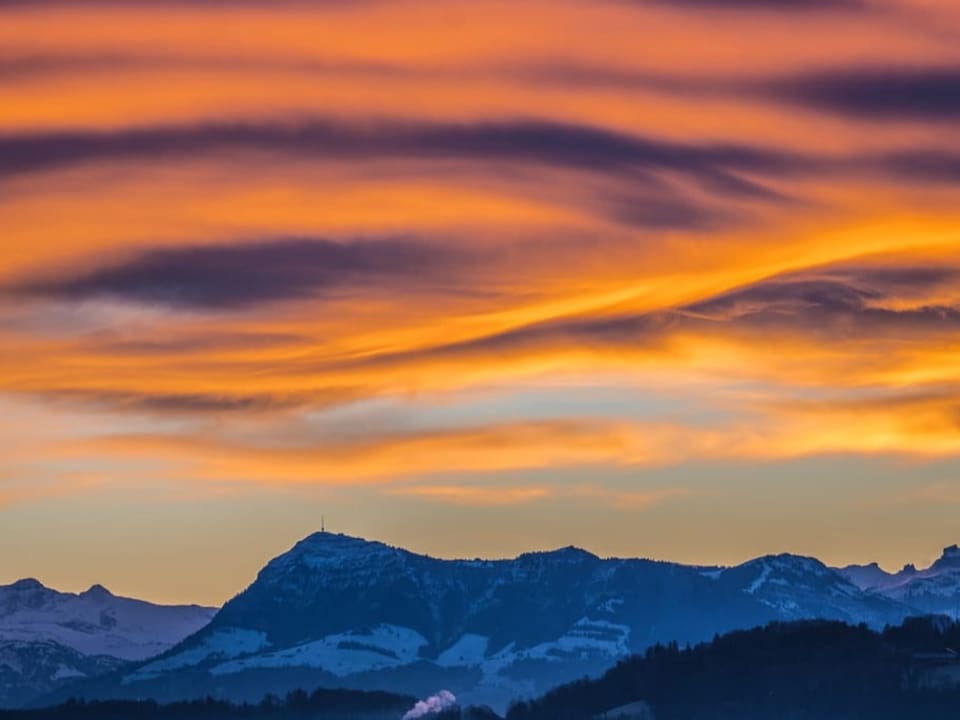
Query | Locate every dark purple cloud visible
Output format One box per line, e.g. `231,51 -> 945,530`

775,67 -> 960,120
514,63 -> 960,123
13,237 -> 453,309
4,116 -> 956,202
29,386 -> 358,415
0,119 -> 805,200
516,61 -> 960,122
878,151 -> 960,182
603,193 -> 731,230
643,0 -> 863,8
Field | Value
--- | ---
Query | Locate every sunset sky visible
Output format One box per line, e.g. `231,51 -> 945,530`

3,0 -> 960,606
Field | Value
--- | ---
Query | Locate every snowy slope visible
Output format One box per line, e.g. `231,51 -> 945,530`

716,554 -> 906,628
0,578 -> 216,661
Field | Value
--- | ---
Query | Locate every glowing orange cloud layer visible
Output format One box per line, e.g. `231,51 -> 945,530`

3,0 -> 960,521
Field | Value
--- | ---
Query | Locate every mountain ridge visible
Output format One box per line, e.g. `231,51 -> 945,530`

13,534 -> 960,713
836,544 -> 960,617
40,532 -> 934,713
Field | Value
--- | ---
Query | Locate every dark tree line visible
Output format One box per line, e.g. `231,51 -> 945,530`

0,688 -> 415,720
507,616 -> 960,720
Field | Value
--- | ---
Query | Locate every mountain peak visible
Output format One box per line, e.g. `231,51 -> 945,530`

519,545 -> 599,563
300,530 -> 371,544
7,578 -> 47,591
754,552 -> 827,568
258,531 -> 401,578
293,531 -> 390,554
552,545 -> 598,559
82,583 -> 113,599
930,544 -> 960,572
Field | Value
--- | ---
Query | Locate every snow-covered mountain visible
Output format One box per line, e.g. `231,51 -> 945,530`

0,578 -> 215,707
838,545 -> 960,617
55,533 -> 923,713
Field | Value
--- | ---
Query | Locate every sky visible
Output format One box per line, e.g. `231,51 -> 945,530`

3,0 -> 960,606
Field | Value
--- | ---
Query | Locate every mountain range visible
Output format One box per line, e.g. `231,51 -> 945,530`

0,579 -> 214,708
14,533 -> 960,713
838,544 -> 960,618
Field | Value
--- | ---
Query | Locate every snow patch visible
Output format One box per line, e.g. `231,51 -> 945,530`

517,617 -> 631,663
746,562 -> 771,594
51,665 -> 86,681
127,628 -> 268,682
210,624 -> 427,678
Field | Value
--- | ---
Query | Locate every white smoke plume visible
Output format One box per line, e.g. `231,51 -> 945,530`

402,690 -> 457,719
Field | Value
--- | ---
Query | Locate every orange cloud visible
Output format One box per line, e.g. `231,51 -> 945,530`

387,484 -> 552,506
2,0 -> 960,523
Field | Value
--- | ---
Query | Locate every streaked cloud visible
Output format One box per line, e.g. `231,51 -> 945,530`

0,119 -> 802,192
13,237 -> 455,309
773,66 -> 960,120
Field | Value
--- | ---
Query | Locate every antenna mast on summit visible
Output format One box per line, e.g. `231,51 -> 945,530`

322,514 -> 325,533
